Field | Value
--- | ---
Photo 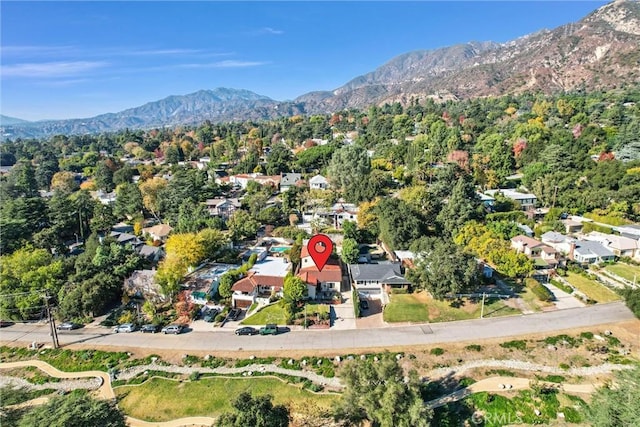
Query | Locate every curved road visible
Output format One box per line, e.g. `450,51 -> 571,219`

0,302 -> 636,352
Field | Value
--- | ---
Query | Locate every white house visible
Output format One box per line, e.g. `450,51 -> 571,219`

541,231 -> 576,255
485,189 -> 537,211
298,242 -> 342,300
570,240 -> 615,264
231,256 -> 291,308
309,174 -> 329,190
582,231 -> 638,259
349,263 -> 410,298
280,173 -> 303,192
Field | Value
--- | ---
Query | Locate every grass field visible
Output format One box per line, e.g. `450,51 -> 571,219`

604,263 -> 640,283
565,272 -> 620,303
115,376 -> 339,422
383,292 -> 520,323
242,303 -> 329,325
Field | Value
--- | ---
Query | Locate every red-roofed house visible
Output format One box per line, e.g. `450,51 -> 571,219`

297,241 -> 342,300
231,272 -> 285,308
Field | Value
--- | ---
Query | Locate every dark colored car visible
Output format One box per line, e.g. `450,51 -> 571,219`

259,324 -> 279,335
57,322 -> 80,331
359,299 -> 369,310
0,320 -> 14,328
161,324 -> 183,334
140,324 -> 159,333
228,308 -> 242,321
235,326 -> 258,336
203,309 -> 219,323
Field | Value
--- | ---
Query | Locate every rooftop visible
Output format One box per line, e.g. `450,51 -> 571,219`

349,263 -> 409,285
574,240 -> 615,258
250,256 -> 292,277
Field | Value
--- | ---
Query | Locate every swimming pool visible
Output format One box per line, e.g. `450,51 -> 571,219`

269,246 -> 290,253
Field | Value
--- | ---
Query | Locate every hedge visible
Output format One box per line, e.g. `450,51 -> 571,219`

525,278 -> 554,302
352,289 -> 361,318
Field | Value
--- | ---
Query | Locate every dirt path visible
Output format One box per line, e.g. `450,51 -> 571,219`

425,376 -> 598,409
0,360 -> 114,399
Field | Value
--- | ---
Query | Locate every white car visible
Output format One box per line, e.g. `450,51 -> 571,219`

113,323 -> 136,333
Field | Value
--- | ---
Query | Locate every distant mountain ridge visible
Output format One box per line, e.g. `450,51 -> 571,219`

0,115 -> 31,126
3,1 -> 640,139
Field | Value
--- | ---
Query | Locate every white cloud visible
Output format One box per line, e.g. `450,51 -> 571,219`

261,27 -> 284,35
1,61 -> 108,78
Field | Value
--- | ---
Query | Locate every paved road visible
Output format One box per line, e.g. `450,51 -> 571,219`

1,302 -> 635,352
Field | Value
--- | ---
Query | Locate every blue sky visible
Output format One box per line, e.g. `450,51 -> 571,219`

1,1 -> 609,121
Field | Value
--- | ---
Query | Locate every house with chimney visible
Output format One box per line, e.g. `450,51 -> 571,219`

205,197 -> 241,220
349,263 -> 410,298
569,240 -> 615,265
280,173 -> 303,192
511,235 -> 559,282
541,231 -> 576,255
309,174 -> 330,190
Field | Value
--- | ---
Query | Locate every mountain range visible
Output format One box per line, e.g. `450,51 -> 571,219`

3,0 -> 640,140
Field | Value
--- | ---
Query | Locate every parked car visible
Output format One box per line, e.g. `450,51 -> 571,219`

57,322 -> 80,331
140,324 -> 159,333
0,320 -> 14,328
227,308 -> 242,321
259,324 -> 279,335
235,326 -> 258,336
113,323 -> 137,333
359,299 -> 369,310
161,324 -> 183,335
203,309 -> 219,323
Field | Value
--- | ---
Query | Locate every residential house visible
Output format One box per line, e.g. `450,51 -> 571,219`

309,174 -> 329,190
110,231 -> 143,247
231,256 -> 291,308
123,270 -> 166,303
297,243 -> 342,300
308,202 -> 358,229
517,224 -> 534,237
349,263 -> 410,297
205,198 -> 241,220
570,240 -> 615,264
478,192 -> 495,209
583,231 -> 638,259
541,231 -> 576,255
280,173 -> 303,192
138,245 -> 165,264
226,173 -> 281,190
91,190 -> 117,205
562,219 -> 584,234
231,273 -> 284,308
394,250 -> 416,268
618,225 -> 640,241
108,231 -> 164,265
511,235 -> 558,281
485,189 -> 537,211
142,224 -> 173,242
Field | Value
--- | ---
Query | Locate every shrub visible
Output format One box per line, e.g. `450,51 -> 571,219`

525,278 -> 554,302
580,331 -> 594,339
352,289 -> 360,318
559,363 -> 570,370
430,347 -> 445,356
189,371 -> 200,381
500,340 -> 527,351
215,313 -> 225,322
465,344 -> 483,352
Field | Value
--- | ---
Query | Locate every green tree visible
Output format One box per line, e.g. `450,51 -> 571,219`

437,176 -> 482,236
94,160 -> 115,192
327,145 -> 371,191
283,274 -> 307,303
9,160 -> 39,197
586,364 -> 640,427
218,272 -> 237,299
114,183 -> 143,219
17,390 -> 126,427
216,392 -> 289,427
227,210 -> 259,240
338,358 -> 432,427
265,143 -> 292,175
408,237 -> 478,299
376,198 -> 427,250
341,238 -> 360,264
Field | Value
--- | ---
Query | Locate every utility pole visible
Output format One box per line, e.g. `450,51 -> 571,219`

480,292 -> 486,319
551,185 -> 559,210
44,294 -> 59,349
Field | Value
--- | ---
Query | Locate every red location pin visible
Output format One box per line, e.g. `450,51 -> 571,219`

307,234 -> 333,272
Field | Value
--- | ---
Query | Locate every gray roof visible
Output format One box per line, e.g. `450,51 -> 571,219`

110,231 -> 142,245
541,231 -> 569,243
138,245 -> 164,258
280,173 -> 302,186
574,240 -> 614,258
349,263 -> 409,285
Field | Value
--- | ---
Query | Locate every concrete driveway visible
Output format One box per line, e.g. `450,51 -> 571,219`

330,292 -> 357,330
356,298 -> 385,328
545,282 -> 585,310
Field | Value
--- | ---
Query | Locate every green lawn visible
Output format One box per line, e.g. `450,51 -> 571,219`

383,294 -> 431,322
241,303 -> 288,325
604,263 -> 640,283
383,293 -> 520,323
242,303 -> 329,325
115,376 -> 339,422
565,272 -> 620,303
